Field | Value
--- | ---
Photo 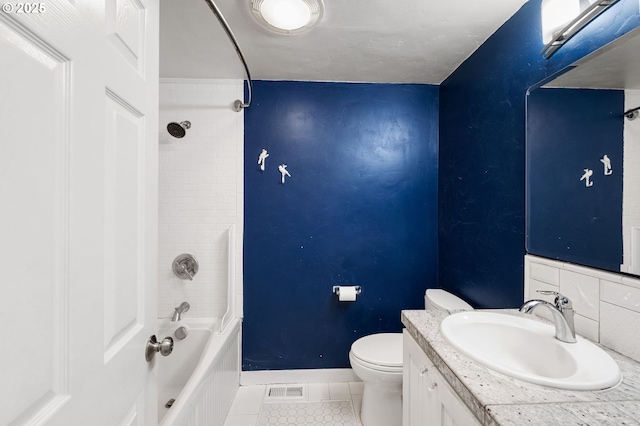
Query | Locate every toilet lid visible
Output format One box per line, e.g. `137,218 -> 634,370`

350,333 -> 403,368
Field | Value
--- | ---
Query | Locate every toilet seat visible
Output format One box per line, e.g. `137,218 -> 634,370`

350,353 -> 403,373
350,333 -> 403,371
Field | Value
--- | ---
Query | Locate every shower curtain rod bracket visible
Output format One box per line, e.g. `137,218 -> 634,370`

204,0 -> 253,112
624,106 -> 640,121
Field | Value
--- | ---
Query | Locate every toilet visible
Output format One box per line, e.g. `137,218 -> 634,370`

424,288 -> 474,313
349,289 -> 473,426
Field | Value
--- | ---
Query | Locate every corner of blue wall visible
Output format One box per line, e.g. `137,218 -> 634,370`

438,0 -> 640,309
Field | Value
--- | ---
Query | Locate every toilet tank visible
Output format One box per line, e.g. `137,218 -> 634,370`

424,289 -> 473,312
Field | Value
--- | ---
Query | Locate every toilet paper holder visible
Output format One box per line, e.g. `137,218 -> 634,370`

332,285 -> 361,295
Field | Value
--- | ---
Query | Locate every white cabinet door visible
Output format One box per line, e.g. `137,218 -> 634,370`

403,331 -> 481,426
429,367 -> 480,426
403,330 -> 436,426
0,1 -> 159,425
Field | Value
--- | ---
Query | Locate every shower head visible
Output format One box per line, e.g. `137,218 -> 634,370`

167,121 -> 191,138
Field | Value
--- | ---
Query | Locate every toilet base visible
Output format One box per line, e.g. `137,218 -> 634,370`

359,382 -> 402,426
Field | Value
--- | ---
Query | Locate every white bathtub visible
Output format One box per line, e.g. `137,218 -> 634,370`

157,318 -> 241,426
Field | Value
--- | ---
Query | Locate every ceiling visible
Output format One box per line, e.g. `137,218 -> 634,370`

160,0 -> 528,84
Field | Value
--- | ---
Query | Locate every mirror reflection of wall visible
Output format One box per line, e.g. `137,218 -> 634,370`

526,87 -> 624,271
526,27 -> 640,276
623,90 -> 640,274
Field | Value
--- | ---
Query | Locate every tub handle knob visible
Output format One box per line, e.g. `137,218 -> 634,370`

145,335 -> 174,362
172,254 -> 199,281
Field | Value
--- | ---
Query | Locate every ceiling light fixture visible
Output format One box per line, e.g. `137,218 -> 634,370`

541,0 -> 620,59
250,0 -> 324,34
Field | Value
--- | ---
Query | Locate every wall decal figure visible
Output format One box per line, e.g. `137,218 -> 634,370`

278,164 -> 291,184
580,168 -> 594,187
257,149 -> 269,171
600,154 -> 612,175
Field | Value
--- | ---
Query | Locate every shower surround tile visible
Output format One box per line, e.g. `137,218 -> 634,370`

159,79 -> 244,319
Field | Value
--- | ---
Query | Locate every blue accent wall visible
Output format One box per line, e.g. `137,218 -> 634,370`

244,81 -> 439,370
438,0 -> 640,308
526,88 -> 624,272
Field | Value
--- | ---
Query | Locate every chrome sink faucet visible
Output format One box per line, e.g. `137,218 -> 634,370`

520,291 -> 576,343
171,301 -> 190,322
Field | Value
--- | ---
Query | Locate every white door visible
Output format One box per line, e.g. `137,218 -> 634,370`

0,0 -> 159,425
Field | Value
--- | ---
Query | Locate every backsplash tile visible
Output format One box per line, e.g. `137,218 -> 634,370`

158,79 -> 244,319
530,261 -> 560,285
622,275 -> 640,290
525,255 -> 640,362
559,270 -> 599,321
601,280 -> 640,313
600,302 -> 640,362
573,314 -> 599,342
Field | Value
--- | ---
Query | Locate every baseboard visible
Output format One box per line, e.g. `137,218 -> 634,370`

240,368 -> 360,386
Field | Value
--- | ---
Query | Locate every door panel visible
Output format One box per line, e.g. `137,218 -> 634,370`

103,91 -> 145,361
0,1 -> 158,424
106,0 -> 146,72
0,12 -> 72,426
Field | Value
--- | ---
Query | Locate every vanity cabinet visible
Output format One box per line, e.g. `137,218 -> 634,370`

403,331 -> 480,426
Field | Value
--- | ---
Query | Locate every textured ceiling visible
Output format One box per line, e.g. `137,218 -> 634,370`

160,0 -> 528,84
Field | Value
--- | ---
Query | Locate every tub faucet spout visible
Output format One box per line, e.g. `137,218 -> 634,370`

171,301 -> 190,322
520,291 -> 576,343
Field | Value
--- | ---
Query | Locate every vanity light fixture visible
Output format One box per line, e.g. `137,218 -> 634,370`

250,0 -> 324,34
541,0 -> 620,59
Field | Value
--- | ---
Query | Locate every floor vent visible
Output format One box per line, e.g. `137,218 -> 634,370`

266,385 -> 305,400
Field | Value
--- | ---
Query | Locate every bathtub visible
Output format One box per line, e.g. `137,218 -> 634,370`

157,317 -> 241,426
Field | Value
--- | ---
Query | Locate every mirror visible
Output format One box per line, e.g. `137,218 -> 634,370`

526,27 -> 640,276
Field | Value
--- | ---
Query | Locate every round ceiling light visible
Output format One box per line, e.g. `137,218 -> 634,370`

251,0 -> 324,34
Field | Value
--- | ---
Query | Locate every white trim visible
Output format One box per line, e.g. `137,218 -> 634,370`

159,77 -> 243,85
241,368 -> 360,386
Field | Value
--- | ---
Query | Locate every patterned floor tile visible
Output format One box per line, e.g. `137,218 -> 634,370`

257,400 -> 357,426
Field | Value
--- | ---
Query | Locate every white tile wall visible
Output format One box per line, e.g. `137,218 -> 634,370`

525,254 -> 640,361
621,90 -> 640,274
159,79 -> 244,319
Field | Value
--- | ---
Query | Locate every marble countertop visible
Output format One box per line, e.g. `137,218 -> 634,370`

401,309 -> 640,426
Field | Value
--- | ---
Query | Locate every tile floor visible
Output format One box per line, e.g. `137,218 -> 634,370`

223,382 -> 364,426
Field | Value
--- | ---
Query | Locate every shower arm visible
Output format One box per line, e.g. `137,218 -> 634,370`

203,0 -> 253,112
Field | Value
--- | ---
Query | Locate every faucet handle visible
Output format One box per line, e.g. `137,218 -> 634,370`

537,290 -> 560,296
536,290 -> 573,309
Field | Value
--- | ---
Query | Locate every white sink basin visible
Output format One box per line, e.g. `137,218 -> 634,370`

440,311 -> 621,390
